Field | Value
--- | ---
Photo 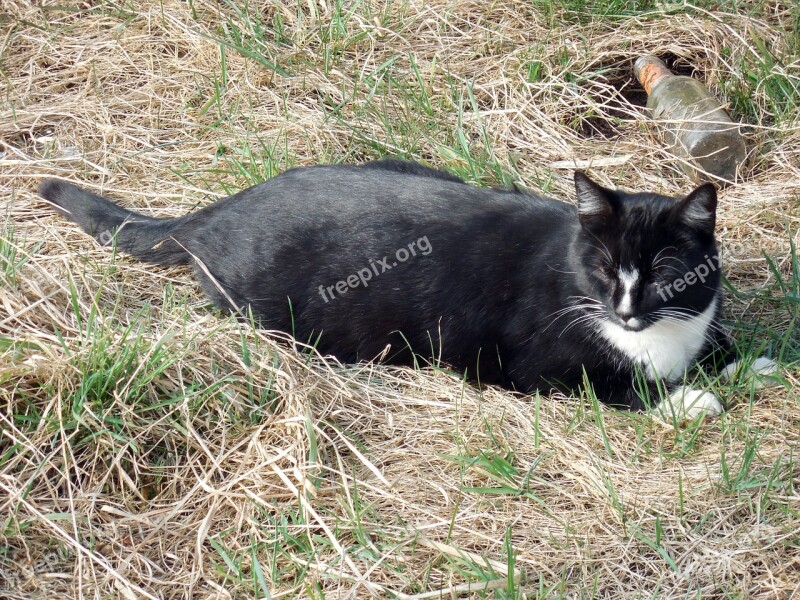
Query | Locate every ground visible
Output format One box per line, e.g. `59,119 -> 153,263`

1,1 -> 799,598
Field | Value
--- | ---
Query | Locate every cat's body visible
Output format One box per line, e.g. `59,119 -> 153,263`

39,160 -> 767,416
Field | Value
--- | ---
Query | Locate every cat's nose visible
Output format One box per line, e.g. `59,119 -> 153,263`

615,306 -> 635,322
616,308 -> 642,330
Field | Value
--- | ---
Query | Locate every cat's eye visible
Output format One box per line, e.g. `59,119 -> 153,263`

593,266 -> 615,282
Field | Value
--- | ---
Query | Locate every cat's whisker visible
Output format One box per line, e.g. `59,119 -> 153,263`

585,232 -> 614,265
651,246 -> 678,268
541,296 -> 603,321
543,304 -> 604,332
543,305 -> 596,322
656,264 -> 690,279
567,295 -> 603,304
652,313 -> 719,345
546,264 -> 578,274
655,313 -> 703,327
655,307 -> 703,319
559,313 -> 604,338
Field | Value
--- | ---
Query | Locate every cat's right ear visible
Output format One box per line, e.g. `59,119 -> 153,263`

574,171 -> 615,227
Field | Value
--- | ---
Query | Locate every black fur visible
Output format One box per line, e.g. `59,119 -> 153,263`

39,160 -> 731,409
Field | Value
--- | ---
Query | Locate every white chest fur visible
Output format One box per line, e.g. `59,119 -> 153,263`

598,296 -> 718,381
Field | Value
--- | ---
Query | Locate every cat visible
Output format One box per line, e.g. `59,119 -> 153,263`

38,159 -> 776,418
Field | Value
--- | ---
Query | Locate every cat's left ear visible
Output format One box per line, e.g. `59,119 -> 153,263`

674,183 -> 717,235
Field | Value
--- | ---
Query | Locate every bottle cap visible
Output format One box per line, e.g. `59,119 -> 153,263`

634,55 -> 673,95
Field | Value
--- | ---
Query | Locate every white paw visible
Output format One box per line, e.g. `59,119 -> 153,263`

720,356 -> 780,389
655,386 -> 724,420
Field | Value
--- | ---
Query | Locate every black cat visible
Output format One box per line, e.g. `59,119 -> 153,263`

38,160 -> 775,417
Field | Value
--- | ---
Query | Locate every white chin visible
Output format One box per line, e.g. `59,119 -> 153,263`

622,317 -> 644,331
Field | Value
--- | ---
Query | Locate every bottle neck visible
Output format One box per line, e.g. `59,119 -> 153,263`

634,56 -> 674,95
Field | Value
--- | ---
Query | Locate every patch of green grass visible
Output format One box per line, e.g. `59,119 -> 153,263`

530,0 -> 658,25
527,566 -> 604,599
61,282 -> 169,397
315,0 -> 370,75
625,515 -> 680,574
326,54 -> 520,186
240,488 -> 413,594
172,130 -> 297,199
253,504 -> 315,590
201,0 -> 292,77
0,215 -> 41,289
444,81 -> 517,186
724,228 -> 800,365
238,327 -> 282,418
222,131 -> 294,187
208,527 -> 280,596
29,268 -> 272,441
0,218 -> 22,286
444,427 -> 558,522
721,33 -> 800,126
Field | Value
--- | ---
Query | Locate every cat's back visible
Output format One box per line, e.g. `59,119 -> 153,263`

194,163 -> 573,226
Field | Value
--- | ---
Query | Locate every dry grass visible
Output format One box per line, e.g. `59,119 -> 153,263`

1,0 -> 799,598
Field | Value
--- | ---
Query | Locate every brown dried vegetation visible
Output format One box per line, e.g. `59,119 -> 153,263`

1,1 -> 799,598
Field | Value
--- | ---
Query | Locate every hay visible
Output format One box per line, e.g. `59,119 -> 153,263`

1,0 -> 799,597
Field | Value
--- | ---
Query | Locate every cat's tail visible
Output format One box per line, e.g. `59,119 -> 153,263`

38,179 -> 190,265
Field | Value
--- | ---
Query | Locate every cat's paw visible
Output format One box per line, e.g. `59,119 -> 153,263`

720,356 -> 780,389
655,386 -> 724,421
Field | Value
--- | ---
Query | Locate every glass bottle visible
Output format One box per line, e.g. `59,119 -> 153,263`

634,55 -> 746,184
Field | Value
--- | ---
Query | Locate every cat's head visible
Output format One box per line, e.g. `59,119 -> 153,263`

572,171 -> 720,332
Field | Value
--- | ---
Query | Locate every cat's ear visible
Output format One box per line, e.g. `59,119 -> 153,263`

674,183 -> 717,235
574,171 -> 616,226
